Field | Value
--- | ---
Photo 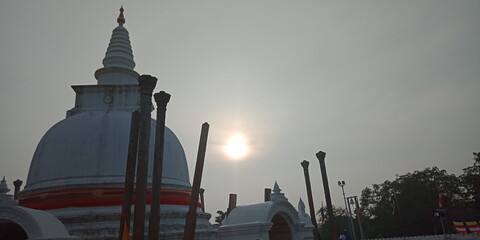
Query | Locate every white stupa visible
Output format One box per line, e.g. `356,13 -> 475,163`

17,7 -> 216,240
0,7 -> 316,240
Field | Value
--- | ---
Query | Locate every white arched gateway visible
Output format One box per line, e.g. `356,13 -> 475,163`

0,178 -> 79,240
218,182 -> 315,240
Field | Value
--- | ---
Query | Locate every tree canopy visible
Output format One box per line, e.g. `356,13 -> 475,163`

356,153 -> 480,238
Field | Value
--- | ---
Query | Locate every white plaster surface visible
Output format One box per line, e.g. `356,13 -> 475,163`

0,189 -> 80,239
219,183 -> 314,240
95,25 -> 139,85
49,205 -> 217,240
23,111 -> 191,194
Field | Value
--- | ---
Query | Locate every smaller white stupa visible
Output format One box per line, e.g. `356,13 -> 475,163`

218,182 -> 315,240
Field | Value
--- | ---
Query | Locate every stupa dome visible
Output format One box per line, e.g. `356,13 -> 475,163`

23,111 -> 190,194
19,110 -> 192,210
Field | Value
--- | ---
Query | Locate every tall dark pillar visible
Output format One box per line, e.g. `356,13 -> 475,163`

13,179 -> 22,200
183,123 -> 210,240
119,111 -> 141,240
227,193 -> 237,214
316,151 -> 338,240
148,91 -> 171,240
301,160 -> 321,240
264,188 -> 271,202
133,75 -> 157,240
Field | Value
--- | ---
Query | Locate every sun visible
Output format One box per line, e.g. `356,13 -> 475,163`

224,134 -> 249,160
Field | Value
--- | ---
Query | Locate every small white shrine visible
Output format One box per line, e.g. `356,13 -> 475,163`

0,178 -> 79,240
219,182 -> 314,240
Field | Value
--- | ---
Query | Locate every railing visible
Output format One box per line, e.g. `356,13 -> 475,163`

366,234 -> 480,240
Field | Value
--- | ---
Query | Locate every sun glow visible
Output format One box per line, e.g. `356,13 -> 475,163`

224,134 -> 249,160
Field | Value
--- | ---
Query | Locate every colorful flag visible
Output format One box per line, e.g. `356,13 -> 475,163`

466,221 -> 480,234
438,188 -> 444,209
453,221 -> 468,234
391,195 -> 396,215
320,202 -> 325,224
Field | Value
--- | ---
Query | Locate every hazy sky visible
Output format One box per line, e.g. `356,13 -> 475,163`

1,1 -> 479,218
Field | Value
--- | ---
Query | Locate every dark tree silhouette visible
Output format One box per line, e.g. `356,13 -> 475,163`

359,167 -> 462,238
215,210 -> 228,225
459,152 -> 480,215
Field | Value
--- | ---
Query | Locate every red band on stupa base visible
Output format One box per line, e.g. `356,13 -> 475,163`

19,188 -> 201,210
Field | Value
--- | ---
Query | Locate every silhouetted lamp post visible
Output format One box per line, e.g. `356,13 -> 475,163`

338,181 -> 355,240
347,196 -> 364,240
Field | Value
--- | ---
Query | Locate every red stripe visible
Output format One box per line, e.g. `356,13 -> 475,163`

19,188 -> 201,210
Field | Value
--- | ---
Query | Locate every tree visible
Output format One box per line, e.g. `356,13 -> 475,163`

458,152 -> 480,215
318,205 -> 350,240
214,210 -> 228,225
359,167 -> 462,238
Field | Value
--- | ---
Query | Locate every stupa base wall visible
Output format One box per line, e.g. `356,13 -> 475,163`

48,205 -> 218,240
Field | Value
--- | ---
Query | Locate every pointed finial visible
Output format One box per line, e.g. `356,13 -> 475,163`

117,5 -> 125,26
271,181 -> 287,201
0,176 -> 10,194
273,181 -> 281,194
298,198 -> 306,215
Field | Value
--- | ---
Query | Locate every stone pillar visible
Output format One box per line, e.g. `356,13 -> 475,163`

119,111 -> 141,240
148,91 -> 171,240
13,179 -> 22,200
301,160 -> 321,240
183,123 -> 210,240
227,194 -> 237,214
316,151 -> 337,240
133,75 -> 157,240
264,188 -> 271,202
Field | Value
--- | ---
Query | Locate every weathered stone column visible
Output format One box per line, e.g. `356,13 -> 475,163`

264,188 -> 271,202
227,193 -> 237,214
148,91 -> 171,240
183,122 -> 210,240
301,160 -> 321,240
119,111 -> 140,240
316,151 -> 337,240
13,179 -> 22,200
133,75 -> 157,240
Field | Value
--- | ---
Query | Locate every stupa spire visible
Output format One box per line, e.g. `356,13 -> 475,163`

271,181 -> 287,201
298,198 -> 306,216
94,6 -> 139,85
0,177 -> 10,195
117,6 -> 125,26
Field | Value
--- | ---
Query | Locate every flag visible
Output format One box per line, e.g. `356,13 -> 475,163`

391,195 -> 396,215
121,220 -> 131,240
316,202 -> 326,224
453,221 -> 468,234
438,188 -> 444,209
466,221 -> 480,234
320,202 -> 325,224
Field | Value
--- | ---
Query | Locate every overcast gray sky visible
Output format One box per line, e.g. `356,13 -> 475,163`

1,1 -> 479,218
